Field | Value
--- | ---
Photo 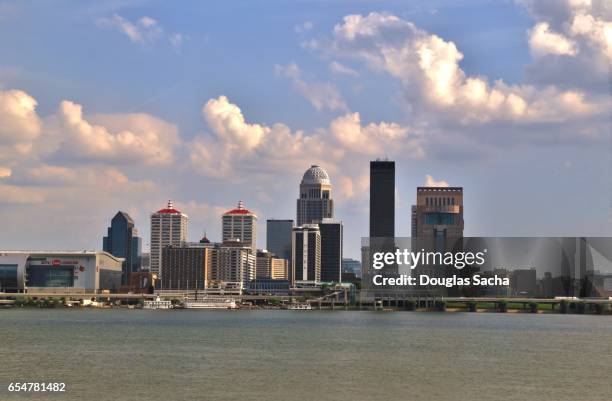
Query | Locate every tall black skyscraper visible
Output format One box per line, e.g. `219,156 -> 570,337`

266,219 -> 293,261
103,211 -> 142,285
369,160 -> 395,238
319,219 -> 343,282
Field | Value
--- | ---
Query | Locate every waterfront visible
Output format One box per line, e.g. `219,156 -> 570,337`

1,309 -> 611,401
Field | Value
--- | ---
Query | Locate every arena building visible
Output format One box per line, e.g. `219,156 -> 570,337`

0,251 -> 123,293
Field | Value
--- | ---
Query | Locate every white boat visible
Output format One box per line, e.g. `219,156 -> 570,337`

143,297 -> 173,310
287,303 -> 312,310
183,297 -> 237,309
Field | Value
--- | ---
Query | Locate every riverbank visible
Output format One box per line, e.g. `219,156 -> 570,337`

3,296 -> 611,315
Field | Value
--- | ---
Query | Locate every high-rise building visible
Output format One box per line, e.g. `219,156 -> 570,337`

369,160 -> 395,238
222,201 -> 257,252
319,218 -> 343,282
103,211 -> 142,285
256,250 -> 288,280
266,219 -> 293,262
296,165 -> 333,226
411,187 -> 464,240
150,201 -> 188,278
291,225 -> 321,285
209,241 -> 255,288
161,242 -> 212,291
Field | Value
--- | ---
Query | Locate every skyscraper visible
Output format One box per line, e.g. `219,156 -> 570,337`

411,187 -> 464,240
161,243 -> 212,291
369,160 -> 395,238
222,201 -> 257,252
296,165 -> 333,226
319,218 -> 343,283
266,219 -> 293,261
209,241 -> 256,288
291,224 -> 321,285
103,211 -> 142,285
150,200 -> 188,278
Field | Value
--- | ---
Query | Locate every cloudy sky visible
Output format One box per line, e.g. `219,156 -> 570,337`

0,0 -> 610,259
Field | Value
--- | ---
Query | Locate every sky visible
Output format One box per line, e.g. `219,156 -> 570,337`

0,0 -> 610,259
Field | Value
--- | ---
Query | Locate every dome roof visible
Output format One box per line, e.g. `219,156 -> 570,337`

301,165 -> 331,185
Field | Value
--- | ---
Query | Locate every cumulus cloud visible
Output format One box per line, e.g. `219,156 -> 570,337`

97,14 -> 184,48
424,174 -> 449,187
325,12 -> 606,124
48,100 -> 179,165
0,89 -> 41,147
275,62 -> 349,112
529,22 -> 577,56
518,0 -> 611,86
329,112 -> 422,157
189,96 -> 420,202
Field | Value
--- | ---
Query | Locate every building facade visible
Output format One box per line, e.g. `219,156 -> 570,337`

256,250 -> 288,280
208,241 -> 256,289
222,201 -> 257,252
411,187 -> 464,241
342,258 -> 362,279
292,225 -> 321,285
103,211 -> 142,285
369,160 -> 395,238
266,219 -> 293,262
296,165 -> 333,226
150,201 -> 188,279
319,218 -> 343,283
161,243 -> 212,291
0,251 -> 122,292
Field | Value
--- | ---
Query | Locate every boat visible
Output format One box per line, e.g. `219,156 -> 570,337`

183,297 -> 237,309
287,303 -> 312,310
143,296 -> 173,310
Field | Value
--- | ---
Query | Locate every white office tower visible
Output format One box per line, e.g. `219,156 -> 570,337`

222,201 -> 257,253
150,200 -> 188,278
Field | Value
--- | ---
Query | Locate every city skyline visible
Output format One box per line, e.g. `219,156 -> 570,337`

0,1 -> 610,260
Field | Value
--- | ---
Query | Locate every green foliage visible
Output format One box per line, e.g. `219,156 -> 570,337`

497,300 -> 508,313
268,297 -> 281,306
13,296 -> 30,307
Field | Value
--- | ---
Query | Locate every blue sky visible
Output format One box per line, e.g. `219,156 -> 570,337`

0,0 -> 610,258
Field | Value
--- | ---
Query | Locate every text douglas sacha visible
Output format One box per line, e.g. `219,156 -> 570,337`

373,274 -> 510,288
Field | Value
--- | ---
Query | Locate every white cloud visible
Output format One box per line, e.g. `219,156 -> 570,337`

275,62 -> 349,112
424,174 -> 449,187
326,12 -> 606,124
0,89 -> 41,147
329,61 -> 359,77
329,112 -> 422,157
519,0 -> 612,75
529,22 -> 577,56
48,100 -> 179,165
97,14 -> 184,48
190,96 -> 421,203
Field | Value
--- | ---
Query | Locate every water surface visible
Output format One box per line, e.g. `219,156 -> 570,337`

1,309 -> 611,401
